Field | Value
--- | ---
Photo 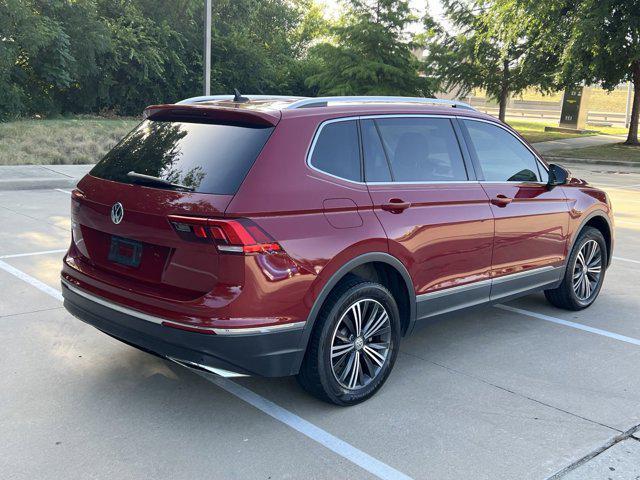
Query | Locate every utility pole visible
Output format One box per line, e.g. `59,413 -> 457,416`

203,0 -> 211,96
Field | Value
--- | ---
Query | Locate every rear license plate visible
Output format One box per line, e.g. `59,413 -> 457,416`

108,236 -> 143,268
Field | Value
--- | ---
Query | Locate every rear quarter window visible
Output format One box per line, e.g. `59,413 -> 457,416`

309,120 -> 361,182
90,120 -> 274,195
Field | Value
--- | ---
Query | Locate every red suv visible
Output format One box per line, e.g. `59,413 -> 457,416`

61,95 -> 614,405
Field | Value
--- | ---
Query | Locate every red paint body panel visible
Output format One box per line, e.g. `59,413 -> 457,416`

562,181 -> 614,257
367,183 -> 494,294
226,113 -> 388,319
61,102 -> 614,342
481,182 -> 570,277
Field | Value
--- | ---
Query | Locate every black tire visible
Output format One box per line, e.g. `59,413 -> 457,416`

544,226 -> 607,310
297,276 -> 401,406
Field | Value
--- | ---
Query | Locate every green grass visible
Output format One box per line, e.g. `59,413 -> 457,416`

508,120 -> 628,144
546,142 -> 640,162
0,117 -> 139,165
0,116 -> 634,165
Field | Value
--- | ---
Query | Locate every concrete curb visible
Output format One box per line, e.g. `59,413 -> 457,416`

0,177 -> 81,191
0,164 -> 92,191
544,156 -> 640,168
0,156 -> 638,191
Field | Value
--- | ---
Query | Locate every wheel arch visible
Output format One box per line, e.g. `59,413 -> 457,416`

571,211 -> 613,268
290,252 -> 417,375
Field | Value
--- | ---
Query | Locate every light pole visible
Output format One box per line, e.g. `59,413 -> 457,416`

203,0 -> 211,96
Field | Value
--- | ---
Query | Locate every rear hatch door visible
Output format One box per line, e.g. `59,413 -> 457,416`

71,108 -> 277,300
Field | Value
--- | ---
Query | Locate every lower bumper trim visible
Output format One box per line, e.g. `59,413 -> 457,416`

62,280 -> 306,377
61,278 -> 305,335
168,357 -> 248,378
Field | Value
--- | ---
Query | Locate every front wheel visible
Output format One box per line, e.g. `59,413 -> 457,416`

297,277 -> 401,406
545,226 -> 607,310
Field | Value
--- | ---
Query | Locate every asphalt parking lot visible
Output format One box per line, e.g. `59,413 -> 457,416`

1,164 -> 639,480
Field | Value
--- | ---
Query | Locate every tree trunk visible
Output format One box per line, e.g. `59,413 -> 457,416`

625,61 -> 640,146
498,59 -> 510,122
499,88 -> 509,122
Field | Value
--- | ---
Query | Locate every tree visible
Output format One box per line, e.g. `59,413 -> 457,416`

497,0 -> 640,145
0,0 -> 323,118
207,0 -> 324,96
423,0 -> 559,121
307,0 -> 433,96
0,0 -> 108,118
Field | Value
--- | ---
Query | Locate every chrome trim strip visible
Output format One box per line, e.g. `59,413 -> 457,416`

367,180 -> 481,186
491,266 -> 557,284
306,116 -> 366,185
212,322 -> 306,336
305,113 -> 548,186
360,114 -> 457,120
306,114 -> 471,186
168,357 -> 249,378
63,278 -> 165,325
416,266 -> 560,302
287,96 -> 476,111
177,95 -> 303,105
61,279 -> 305,336
417,278 -> 492,302
478,181 -> 548,186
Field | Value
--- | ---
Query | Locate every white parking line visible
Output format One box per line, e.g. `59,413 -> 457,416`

614,256 -> 640,265
495,304 -> 640,347
54,189 -> 72,195
0,255 -> 414,480
0,260 -> 63,302
0,249 -> 67,259
200,372 -> 413,480
592,183 -> 640,190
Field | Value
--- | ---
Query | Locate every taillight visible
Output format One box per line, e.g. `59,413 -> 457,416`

70,188 -> 84,228
168,215 -> 282,254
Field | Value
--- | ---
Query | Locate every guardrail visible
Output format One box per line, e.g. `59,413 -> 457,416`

474,106 -> 627,126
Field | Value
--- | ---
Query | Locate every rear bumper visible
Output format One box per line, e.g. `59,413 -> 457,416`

61,280 -> 306,377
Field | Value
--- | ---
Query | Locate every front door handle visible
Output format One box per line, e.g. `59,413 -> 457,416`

381,198 -> 411,213
491,194 -> 513,207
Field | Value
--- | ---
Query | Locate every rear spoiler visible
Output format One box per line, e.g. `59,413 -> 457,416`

143,104 -> 280,127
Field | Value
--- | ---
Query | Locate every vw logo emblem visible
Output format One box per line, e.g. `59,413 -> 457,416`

110,202 -> 124,224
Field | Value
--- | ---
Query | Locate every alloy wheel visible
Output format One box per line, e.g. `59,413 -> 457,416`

330,299 -> 392,390
572,239 -> 602,301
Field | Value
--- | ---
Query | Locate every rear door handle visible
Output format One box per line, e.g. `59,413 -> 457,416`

491,194 -> 513,207
381,198 -> 411,213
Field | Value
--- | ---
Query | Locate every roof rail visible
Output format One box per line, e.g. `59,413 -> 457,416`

285,96 -> 476,111
176,95 -> 303,105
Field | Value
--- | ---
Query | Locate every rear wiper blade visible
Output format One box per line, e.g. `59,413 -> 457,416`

126,171 -> 195,192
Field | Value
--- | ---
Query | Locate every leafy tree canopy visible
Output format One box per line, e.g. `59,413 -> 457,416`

423,0 -> 560,121
493,0 -> 640,143
307,0 -> 433,96
0,0 -> 325,119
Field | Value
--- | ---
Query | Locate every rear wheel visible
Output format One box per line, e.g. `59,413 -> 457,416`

544,227 -> 607,310
297,277 -> 400,405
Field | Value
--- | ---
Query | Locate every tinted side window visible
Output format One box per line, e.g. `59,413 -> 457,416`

373,117 -> 467,182
463,120 -> 541,182
362,119 -> 392,182
310,120 -> 361,181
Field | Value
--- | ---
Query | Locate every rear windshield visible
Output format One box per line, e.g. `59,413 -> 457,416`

90,120 -> 274,194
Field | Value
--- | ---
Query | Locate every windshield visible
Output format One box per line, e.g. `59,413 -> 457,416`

90,120 -> 274,194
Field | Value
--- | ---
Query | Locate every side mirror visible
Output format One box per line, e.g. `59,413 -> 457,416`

547,163 -> 569,188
